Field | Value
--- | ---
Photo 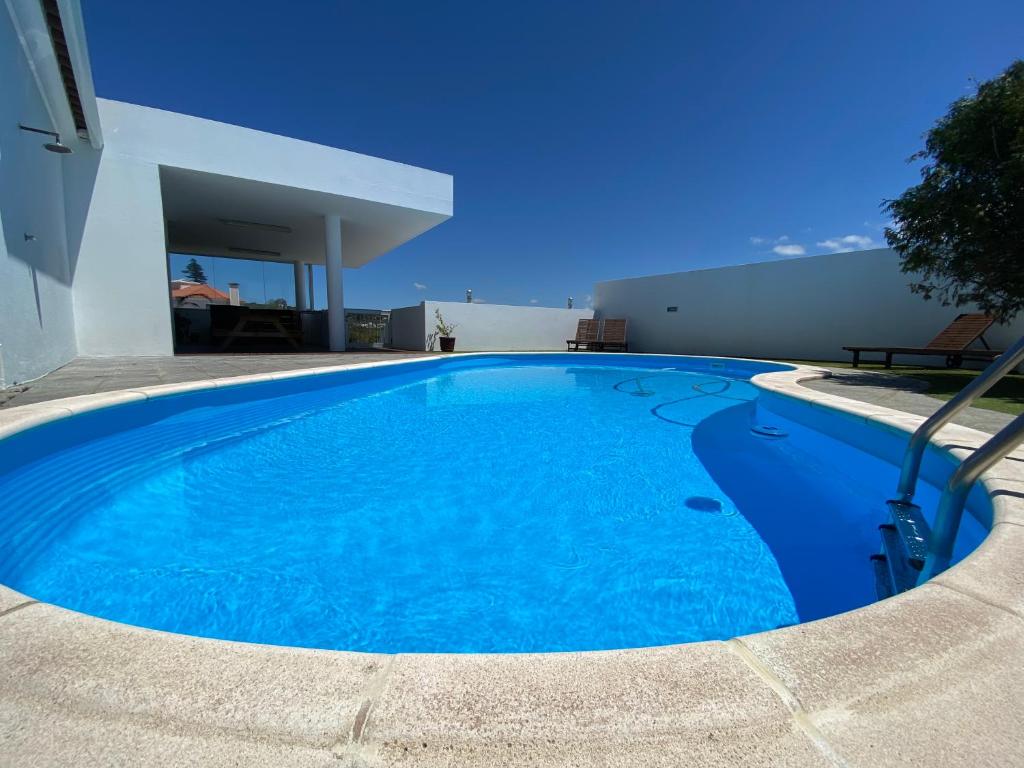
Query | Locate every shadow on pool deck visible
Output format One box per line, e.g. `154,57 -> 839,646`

0,352 -> 433,409
802,366 -> 1013,434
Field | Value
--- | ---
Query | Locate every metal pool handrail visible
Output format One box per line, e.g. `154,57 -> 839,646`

893,334 -> 1024,506
918,409 -> 1024,582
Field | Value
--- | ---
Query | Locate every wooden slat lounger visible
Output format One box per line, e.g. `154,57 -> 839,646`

567,319 -> 600,351
598,318 -> 629,352
843,313 -> 1001,368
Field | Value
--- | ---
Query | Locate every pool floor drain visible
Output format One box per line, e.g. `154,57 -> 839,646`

685,496 -> 724,514
751,424 -> 788,438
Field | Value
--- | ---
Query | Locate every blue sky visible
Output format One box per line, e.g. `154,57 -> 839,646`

85,1 -> 1024,310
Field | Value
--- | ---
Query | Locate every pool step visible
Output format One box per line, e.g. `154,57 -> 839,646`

870,553 -> 894,600
879,524 -> 922,593
871,500 -> 933,600
885,500 -> 931,567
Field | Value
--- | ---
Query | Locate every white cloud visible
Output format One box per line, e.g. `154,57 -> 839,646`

413,282 -> 427,290
471,298 -> 486,304
773,244 -> 806,256
841,234 -> 874,248
775,235 -> 790,243
749,236 -> 766,245
585,295 -> 592,303
816,234 -> 876,253
529,298 -> 539,304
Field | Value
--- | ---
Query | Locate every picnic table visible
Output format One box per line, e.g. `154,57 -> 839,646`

210,306 -> 303,351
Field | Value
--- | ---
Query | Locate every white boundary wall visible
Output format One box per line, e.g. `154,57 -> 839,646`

390,301 -> 594,351
389,305 -> 426,350
594,249 -> 1024,364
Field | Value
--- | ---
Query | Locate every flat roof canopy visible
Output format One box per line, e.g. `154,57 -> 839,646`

99,99 -> 453,268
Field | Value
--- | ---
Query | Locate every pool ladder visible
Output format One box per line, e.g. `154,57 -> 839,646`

873,333 -> 1024,600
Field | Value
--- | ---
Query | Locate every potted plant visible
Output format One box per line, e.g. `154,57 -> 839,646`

434,308 -> 457,352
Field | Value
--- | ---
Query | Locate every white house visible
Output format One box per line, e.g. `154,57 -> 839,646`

0,0 -> 453,387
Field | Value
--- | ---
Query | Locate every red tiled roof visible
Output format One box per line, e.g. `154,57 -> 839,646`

171,283 -> 229,301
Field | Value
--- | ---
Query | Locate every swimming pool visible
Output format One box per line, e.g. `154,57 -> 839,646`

0,354 -> 988,653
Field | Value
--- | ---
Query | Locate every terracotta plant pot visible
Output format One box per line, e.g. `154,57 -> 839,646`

439,336 -> 456,352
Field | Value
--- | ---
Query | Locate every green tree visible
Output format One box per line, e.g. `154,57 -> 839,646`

181,258 -> 208,284
884,60 -> 1024,322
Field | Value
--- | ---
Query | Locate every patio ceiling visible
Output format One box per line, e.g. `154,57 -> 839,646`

161,166 -> 449,268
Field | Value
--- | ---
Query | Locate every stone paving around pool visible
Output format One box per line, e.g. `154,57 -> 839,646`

0,352 -> 431,409
804,366 -> 1014,434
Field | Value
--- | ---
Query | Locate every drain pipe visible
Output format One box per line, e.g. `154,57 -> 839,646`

918,410 -> 1024,582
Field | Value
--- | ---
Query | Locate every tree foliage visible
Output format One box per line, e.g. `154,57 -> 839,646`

884,60 -> 1024,322
181,258 -> 208,284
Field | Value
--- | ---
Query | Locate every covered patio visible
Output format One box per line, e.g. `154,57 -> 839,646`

161,165 -> 443,354
68,99 -> 453,362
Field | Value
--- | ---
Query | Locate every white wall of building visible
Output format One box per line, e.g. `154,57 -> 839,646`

594,249 -> 1024,363
0,3 -> 89,385
389,301 -> 594,351
71,155 -> 173,356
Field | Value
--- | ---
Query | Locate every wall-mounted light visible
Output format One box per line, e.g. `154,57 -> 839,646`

219,219 -> 292,234
229,246 -> 282,258
18,124 -> 72,154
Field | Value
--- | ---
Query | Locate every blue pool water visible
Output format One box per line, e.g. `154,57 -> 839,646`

0,355 -> 987,652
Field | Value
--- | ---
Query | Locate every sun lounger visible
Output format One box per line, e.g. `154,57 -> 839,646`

567,319 -> 601,351
843,313 -> 1000,368
598,318 -> 628,352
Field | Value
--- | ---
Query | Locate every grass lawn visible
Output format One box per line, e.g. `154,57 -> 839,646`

779,359 -> 1024,416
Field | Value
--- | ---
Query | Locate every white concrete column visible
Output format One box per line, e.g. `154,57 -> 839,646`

293,261 -> 308,311
324,214 -> 346,351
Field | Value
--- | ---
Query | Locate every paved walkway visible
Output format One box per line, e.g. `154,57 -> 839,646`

1,354 -> 1013,433
0,352 -> 429,409
804,367 -> 1014,434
